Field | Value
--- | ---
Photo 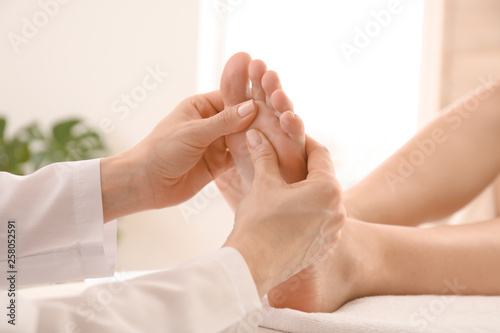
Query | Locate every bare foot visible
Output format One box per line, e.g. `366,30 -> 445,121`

219,53 -> 380,313
267,219 -> 378,313
220,53 -> 373,313
220,52 -> 307,188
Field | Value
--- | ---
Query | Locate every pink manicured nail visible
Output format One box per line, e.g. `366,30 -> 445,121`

246,129 -> 262,149
238,100 -> 255,117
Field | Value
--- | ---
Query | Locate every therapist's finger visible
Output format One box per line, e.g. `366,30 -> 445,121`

304,135 -> 337,181
246,129 -> 283,185
194,100 -> 258,146
191,90 -> 227,119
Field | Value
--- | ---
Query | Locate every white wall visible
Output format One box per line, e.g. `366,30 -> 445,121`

0,0 -> 232,271
181,0 -> 424,272
0,0 -> 426,272
223,0 -> 424,187
0,0 -> 199,149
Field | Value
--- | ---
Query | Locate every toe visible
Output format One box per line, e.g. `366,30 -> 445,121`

220,52 -> 252,107
262,70 -> 283,106
280,111 -> 305,143
271,89 -> 294,115
249,59 -> 267,102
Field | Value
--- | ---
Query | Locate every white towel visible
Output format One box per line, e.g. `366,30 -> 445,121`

260,295 -> 500,333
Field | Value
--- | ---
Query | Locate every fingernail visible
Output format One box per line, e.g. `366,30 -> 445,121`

238,100 -> 255,117
246,129 -> 262,149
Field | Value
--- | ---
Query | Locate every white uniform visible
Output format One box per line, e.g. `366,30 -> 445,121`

0,160 -> 262,332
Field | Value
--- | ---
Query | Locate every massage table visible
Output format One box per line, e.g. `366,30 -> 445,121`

19,272 -> 500,332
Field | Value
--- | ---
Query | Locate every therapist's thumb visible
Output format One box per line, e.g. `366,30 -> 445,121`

246,129 -> 282,184
198,100 -> 257,145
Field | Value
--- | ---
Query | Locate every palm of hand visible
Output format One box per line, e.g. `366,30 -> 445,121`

133,93 -> 233,208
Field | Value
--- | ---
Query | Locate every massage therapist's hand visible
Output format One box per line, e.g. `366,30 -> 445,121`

100,91 -> 257,222
223,130 -> 346,298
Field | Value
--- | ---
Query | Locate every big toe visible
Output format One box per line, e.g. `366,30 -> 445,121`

220,52 -> 252,107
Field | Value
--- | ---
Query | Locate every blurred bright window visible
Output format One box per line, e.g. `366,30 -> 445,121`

199,0 -> 424,187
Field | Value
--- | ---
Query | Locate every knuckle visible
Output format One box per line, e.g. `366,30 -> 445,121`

315,181 -> 346,229
317,144 -> 330,155
186,94 -> 204,110
190,93 -> 216,109
317,180 -> 342,202
215,110 -> 234,129
333,230 -> 342,242
335,205 -> 347,227
310,143 -> 330,158
331,203 -> 347,230
254,149 -> 274,161
253,146 -> 275,163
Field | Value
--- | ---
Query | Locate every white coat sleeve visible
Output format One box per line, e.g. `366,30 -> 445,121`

2,247 -> 262,333
0,159 -> 116,288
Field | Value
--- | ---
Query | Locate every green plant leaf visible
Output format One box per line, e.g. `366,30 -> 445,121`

1,117 -> 106,174
23,123 -> 44,141
52,119 -> 81,144
10,139 -> 30,163
30,151 -> 48,170
0,145 -> 8,171
0,117 -> 6,142
1,138 -> 29,175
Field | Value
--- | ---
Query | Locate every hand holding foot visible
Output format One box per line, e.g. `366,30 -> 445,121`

224,131 -> 345,299
217,52 -> 362,314
101,91 -> 257,222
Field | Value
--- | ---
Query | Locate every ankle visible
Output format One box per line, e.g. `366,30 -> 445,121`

338,219 -> 385,299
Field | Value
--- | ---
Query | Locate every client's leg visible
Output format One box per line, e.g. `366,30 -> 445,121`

270,80 -> 500,313
495,174 -> 500,216
218,55 -> 500,314
344,79 -> 500,225
269,216 -> 500,312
